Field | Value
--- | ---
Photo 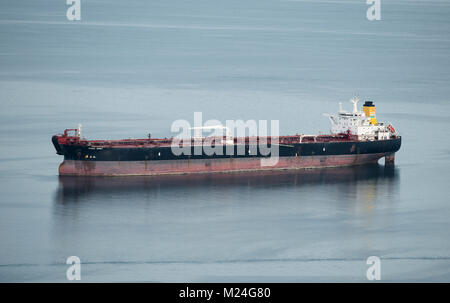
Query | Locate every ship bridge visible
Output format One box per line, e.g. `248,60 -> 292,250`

325,97 -> 397,141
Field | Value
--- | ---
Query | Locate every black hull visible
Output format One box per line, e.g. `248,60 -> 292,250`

57,137 -> 402,162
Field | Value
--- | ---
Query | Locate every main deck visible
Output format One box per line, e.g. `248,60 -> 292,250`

55,129 -> 364,150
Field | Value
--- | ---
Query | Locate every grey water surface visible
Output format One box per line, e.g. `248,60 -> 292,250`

0,0 -> 450,282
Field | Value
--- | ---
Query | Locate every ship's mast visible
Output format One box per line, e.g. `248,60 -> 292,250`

350,96 -> 359,114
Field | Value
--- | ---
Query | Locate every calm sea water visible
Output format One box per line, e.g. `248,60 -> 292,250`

1,0 -> 450,282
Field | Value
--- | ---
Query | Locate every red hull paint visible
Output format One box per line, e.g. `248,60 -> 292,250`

59,153 -> 390,176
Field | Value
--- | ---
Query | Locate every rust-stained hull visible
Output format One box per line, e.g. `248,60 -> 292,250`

59,153 -> 391,176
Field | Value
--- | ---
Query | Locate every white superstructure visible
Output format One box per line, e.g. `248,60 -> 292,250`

324,97 -> 397,141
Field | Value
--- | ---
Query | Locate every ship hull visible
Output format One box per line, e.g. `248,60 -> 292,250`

54,132 -> 401,176
59,152 -> 394,176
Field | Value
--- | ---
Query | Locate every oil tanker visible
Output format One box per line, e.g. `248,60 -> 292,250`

52,97 -> 401,176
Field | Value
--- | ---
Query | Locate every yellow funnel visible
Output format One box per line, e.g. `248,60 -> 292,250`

363,101 -> 377,125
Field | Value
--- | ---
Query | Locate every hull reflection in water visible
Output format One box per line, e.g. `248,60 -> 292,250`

55,164 -> 399,203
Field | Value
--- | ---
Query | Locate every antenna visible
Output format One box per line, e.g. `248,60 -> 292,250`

350,96 -> 359,113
